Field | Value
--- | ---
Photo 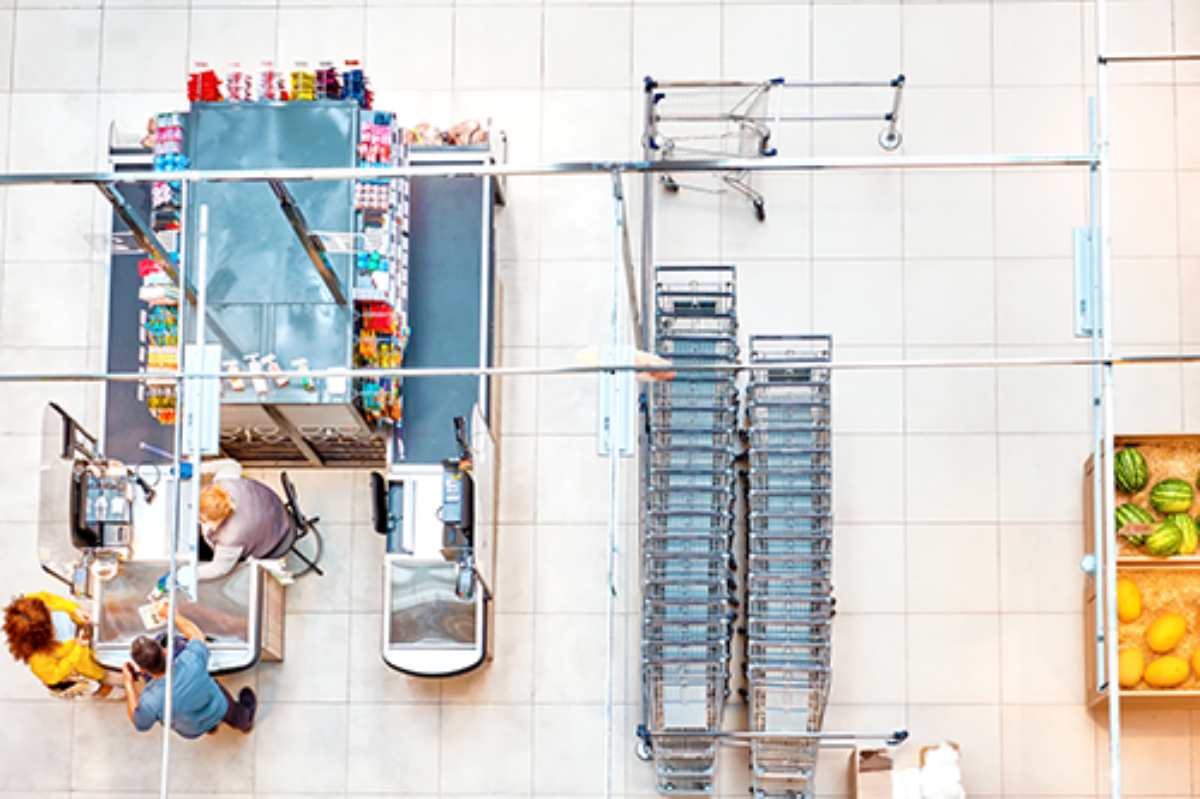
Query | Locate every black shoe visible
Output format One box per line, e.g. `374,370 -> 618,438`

238,687 -> 258,731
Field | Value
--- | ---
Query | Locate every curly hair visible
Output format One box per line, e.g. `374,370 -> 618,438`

199,483 -> 235,527
3,596 -> 57,662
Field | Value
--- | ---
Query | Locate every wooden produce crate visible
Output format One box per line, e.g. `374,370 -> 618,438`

1083,434 -> 1200,566
1084,434 -> 1200,706
1085,566 -> 1200,706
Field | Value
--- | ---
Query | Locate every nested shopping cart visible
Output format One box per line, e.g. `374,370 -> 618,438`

743,335 -> 834,797
638,265 -> 740,795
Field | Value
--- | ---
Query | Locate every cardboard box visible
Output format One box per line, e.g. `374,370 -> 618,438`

919,740 -> 961,768
849,747 -> 893,799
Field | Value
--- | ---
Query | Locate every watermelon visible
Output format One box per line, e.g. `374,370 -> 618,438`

1115,447 -> 1149,494
1146,521 -> 1184,557
1116,503 -> 1155,530
1150,479 -> 1194,514
1168,513 -> 1200,554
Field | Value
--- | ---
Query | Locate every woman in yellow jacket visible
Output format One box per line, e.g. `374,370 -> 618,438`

3,592 -> 120,698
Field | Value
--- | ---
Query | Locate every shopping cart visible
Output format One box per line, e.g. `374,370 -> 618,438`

639,265 -> 740,795
744,334 -> 835,797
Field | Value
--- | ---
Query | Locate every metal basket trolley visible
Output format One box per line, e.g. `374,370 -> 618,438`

639,265 -> 741,795
743,335 -> 834,797
642,75 -> 906,222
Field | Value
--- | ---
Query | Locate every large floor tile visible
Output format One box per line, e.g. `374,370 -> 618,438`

905,434 -> 998,523
993,1 -> 1083,86
0,700 -> 71,792
907,614 -> 1000,704
1097,707 -> 1191,795
832,525 -> 905,614
832,435 -> 905,523
441,612 -> 534,704
997,433 -> 1090,523
1,262 -> 95,348
100,9 -> 187,92
904,347 -> 996,433
347,613 -> 442,704
906,524 -> 999,614
255,703 -> 348,794
829,614 -> 906,705
904,261 -> 996,347
536,436 -> 612,525
350,523 -> 386,613
166,722 -> 255,793
1000,613 -> 1085,705
1001,705 -> 1096,795
534,704 -> 626,795
812,173 -> 902,259
499,435 -> 538,524
536,524 -> 617,614
830,347 -> 904,434
812,260 -> 903,345
903,170 -> 993,259
996,346 -> 1091,434
999,523 -> 1086,614
540,182 -> 612,262
534,612 -> 624,704
440,704 -> 532,794
499,347 -> 538,436
494,524 -> 535,614
722,175 -> 811,260
12,9 -> 100,91
70,700 -> 160,792
258,613 -> 350,702
285,522 -> 352,613
347,704 -> 440,794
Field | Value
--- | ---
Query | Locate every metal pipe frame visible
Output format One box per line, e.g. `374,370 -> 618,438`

4,350 -> 1200,384
649,78 -> 900,89
1100,52 -> 1200,62
94,181 -> 246,358
656,112 -> 891,123
0,153 -> 1097,188
266,179 -> 349,307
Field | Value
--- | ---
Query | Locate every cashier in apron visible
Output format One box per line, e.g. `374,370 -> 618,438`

195,478 -> 294,581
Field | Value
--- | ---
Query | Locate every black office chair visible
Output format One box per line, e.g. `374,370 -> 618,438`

280,471 -> 325,578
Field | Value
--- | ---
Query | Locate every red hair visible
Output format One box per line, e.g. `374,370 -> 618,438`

3,596 -> 57,662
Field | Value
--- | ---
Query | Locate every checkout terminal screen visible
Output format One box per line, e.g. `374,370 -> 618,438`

388,561 -> 476,649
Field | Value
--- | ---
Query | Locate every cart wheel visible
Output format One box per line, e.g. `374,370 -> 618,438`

635,739 -> 653,762
753,199 -> 766,223
661,175 -> 680,194
878,128 -> 902,151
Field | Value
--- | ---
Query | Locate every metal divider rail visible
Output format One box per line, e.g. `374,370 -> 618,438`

745,334 -> 833,797
641,265 -> 740,796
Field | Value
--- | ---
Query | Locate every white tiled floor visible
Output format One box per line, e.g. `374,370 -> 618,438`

1,0 -> 1199,797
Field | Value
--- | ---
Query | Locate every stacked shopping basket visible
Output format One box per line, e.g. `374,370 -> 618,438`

743,335 -> 834,796
640,265 -> 740,795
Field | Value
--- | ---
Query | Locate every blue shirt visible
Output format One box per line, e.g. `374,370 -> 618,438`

133,640 -> 228,739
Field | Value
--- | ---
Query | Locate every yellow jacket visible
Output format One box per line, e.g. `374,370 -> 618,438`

24,592 -> 106,685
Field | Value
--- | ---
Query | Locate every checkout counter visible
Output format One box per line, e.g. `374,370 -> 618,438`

81,103 -> 504,678
37,404 -> 284,674
369,148 -> 500,677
